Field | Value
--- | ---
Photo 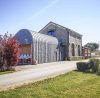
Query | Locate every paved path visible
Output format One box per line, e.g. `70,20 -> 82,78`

0,61 -> 79,91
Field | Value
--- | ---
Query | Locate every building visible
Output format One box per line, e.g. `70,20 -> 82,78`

82,47 -> 91,59
15,22 -> 82,65
15,29 -> 60,64
39,22 -> 82,60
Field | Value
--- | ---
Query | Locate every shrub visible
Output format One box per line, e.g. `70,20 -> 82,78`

0,52 -> 4,71
70,56 -> 83,61
89,59 -> 99,73
77,59 -> 100,73
3,37 -> 20,70
77,62 -> 90,72
92,62 -> 98,73
89,59 -> 100,65
0,33 -> 20,71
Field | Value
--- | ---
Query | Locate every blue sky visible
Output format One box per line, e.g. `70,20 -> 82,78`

0,0 -> 100,45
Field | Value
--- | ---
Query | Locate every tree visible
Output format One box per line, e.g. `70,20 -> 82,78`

4,37 -> 20,70
0,33 -> 20,71
84,43 -> 99,52
0,44 -> 4,70
0,35 -> 4,70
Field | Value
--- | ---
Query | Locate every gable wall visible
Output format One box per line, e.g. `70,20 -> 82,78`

39,23 -> 69,60
39,23 -> 69,44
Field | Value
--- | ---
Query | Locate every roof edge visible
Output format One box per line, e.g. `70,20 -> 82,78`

39,21 -> 82,36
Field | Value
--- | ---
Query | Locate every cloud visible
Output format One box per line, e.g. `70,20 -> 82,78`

19,0 -> 59,27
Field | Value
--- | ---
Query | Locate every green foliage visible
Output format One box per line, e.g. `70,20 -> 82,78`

70,56 -> 83,61
89,59 -> 100,65
77,62 -> 88,72
77,59 -> 100,73
84,42 -> 99,52
95,50 -> 100,55
89,59 -> 99,73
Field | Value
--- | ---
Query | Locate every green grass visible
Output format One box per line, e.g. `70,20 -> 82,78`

0,70 -> 15,75
0,71 -> 100,98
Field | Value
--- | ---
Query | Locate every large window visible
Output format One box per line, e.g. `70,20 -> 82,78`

48,30 -> 55,37
78,45 -> 80,56
72,43 -> 75,56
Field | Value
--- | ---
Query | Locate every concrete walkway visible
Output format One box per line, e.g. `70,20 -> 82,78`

0,61 -> 79,91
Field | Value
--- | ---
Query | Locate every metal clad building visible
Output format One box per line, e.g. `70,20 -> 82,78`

15,29 -> 60,64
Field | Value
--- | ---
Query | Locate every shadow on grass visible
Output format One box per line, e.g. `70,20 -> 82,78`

74,70 -> 98,74
74,70 -> 100,76
0,70 -> 15,75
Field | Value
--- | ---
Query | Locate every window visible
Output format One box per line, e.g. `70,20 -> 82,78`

72,43 -> 75,56
48,30 -> 55,37
78,45 -> 81,56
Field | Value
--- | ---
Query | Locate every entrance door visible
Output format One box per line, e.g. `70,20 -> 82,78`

55,51 -> 57,61
72,43 -> 75,56
19,44 -> 32,64
60,45 -> 66,61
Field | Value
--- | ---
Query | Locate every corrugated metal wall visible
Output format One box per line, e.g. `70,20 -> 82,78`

15,29 -> 60,64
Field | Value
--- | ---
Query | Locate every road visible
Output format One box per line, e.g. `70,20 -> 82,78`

0,61 -> 79,91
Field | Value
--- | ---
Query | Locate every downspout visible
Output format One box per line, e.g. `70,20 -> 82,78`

81,35 -> 83,56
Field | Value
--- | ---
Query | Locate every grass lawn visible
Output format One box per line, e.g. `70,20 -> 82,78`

0,70 -> 15,75
0,71 -> 100,98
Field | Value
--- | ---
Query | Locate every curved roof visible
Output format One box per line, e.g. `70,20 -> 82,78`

15,29 -> 58,45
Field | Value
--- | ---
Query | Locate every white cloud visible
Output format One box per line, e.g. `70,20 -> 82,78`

19,0 -> 59,27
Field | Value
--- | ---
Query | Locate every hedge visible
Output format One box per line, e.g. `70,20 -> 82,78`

77,59 -> 99,73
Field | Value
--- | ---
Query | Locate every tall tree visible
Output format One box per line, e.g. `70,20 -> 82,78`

84,43 -> 99,52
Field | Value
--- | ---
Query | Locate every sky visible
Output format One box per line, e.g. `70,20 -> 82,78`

0,0 -> 100,45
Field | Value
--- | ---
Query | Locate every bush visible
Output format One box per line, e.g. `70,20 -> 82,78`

77,59 -> 100,73
89,59 -> 100,65
92,63 -> 98,73
89,59 -> 99,73
0,33 -> 20,71
77,62 -> 90,72
3,37 -> 20,70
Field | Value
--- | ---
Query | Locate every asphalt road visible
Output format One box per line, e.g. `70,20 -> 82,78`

0,61 -> 79,91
